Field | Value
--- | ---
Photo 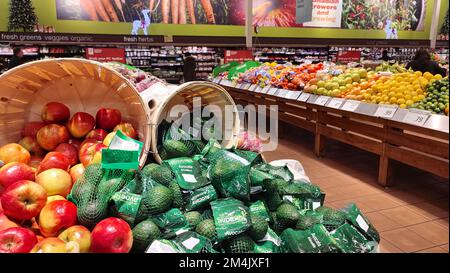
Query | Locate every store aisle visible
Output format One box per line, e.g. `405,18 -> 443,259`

262,129 -> 449,253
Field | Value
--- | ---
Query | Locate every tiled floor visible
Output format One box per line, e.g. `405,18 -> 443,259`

262,128 -> 449,253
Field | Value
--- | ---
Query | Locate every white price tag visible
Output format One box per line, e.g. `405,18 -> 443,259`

250,84 -> 259,91
314,96 -> 330,106
327,98 -> 345,109
215,79 -> 222,85
267,88 -> 279,96
222,80 -> 232,87
403,109 -> 431,126
254,86 -> 263,93
286,91 -> 301,100
236,83 -> 245,89
277,89 -> 289,98
341,100 -> 361,112
374,104 -> 398,119
297,92 -> 310,102
243,83 -> 252,90
260,86 -> 271,94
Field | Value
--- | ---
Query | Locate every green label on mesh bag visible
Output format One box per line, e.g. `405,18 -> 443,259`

343,203 -> 380,243
172,231 -> 214,253
110,191 -> 142,227
250,200 -> 270,222
211,198 -> 251,241
253,228 -> 281,253
280,225 -> 338,253
330,223 -> 377,253
102,130 -> 143,170
185,185 -> 218,211
165,157 -> 209,190
152,208 -> 190,236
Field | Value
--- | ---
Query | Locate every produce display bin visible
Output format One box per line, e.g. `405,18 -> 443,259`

0,58 -> 150,167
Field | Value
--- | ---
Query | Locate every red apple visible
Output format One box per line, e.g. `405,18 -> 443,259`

41,102 -> 70,124
68,137 -> 83,152
86,129 -> 108,141
29,156 -> 43,169
36,124 -> 70,151
114,123 -> 137,139
0,227 -> 38,253
37,152 -> 71,175
67,112 -> 95,138
69,164 -> 85,183
79,142 -> 106,166
55,143 -> 78,166
0,162 -> 35,188
18,137 -> 45,156
0,213 -> 18,231
38,200 -> 77,238
22,121 -> 45,138
96,108 -> 122,131
1,180 -> 47,220
36,169 -> 73,197
91,217 -> 132,253
58,225 -> 91,253
0,143 -> 31,165
30,237 -> 67,253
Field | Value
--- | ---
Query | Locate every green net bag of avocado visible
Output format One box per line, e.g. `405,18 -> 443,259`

262,178 -> 289,211
330,223 -> 378,253
296,210 -> 324,230
230,149 -> 264,165
249,200 -> 271,222
278,182 -> 325,211
343,203 -> 380,243
211,198 -> 252,241
172,231 -> 217,253
253,228 -> 282,253
254,163 -> 294,182
140,163 -> 174,189
184,184 -> 218,211
315,206 -> 347,232
151,208 -> 190,238
208,150 -> 252,202
110,190 -> 142,227
164,157 -> 209,191
249,168 -> 274,194
280,225 -> 339,253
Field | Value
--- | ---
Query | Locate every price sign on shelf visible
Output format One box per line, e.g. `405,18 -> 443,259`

222,80 -> 233,87
403,109 -> 431,126
341,100 -> 361,112
243,83 -> 252,90
297,92 -> 311,102
250,84 -> 259,92
260,86 -> 271,94
314,96 -> 330,106
277,89 -> 289,98
254,86 -> 263,93
374,104 -> 398,119
327,98 -> 345,109
215,79 -> 222,85
286,91 -> 301,100
267,88 -> 279,96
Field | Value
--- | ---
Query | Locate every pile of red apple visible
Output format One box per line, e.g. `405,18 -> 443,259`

0,102 -> 137,253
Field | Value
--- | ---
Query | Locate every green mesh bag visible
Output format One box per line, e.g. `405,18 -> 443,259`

200,208 -> 214,221
141,163 -> 174,188
195,219 -> 218,242
208,150 -> 251,202
136,185 -> 174,222
316,206 -> 347,232
254,163 -> 294,182
230,149 -> 264,165
296,210 -> 324,230
280,226 -> 338,253
223,234 -> 255,253
342,203 -> 380,243
330,223 -> 377,253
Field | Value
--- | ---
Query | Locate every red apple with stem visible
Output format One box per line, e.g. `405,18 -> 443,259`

38,200 -> 77,238
0,180 -> 47,220
0,227 -> 38,253
96,108 -> 122,131
41,102 -> 70,124
36,124 -> 70,151
91,217 -> 132,253
67,112 -> 96,138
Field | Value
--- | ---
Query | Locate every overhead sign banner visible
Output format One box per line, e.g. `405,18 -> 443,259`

303,0 -> 343,28
296,0 -> 313,24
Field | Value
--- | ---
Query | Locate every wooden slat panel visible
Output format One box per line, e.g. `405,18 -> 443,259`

279,112 -> 315,132
386,145 -> 449,178
278,102 -> 316,120
319,112 -> 385,140
317,124 -> 382,155
386,129 -> 449,159
387,119 -> 448,140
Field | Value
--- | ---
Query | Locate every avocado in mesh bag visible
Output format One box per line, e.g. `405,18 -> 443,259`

196,219 -> 218,242
223,234 -> 255,253
343,203 -> 380,243
262,178 -> 288,211
141,163 -> 174,188
248,215 -> 269,241
296,210 -> 324,230
136,185 -> 174,222
280,225 -> 338,253
276,202 -> 300,228
255,163 -> 294,182
253,228 -> 281,253
184,211 -> 202,229
211,198 -> 252,241
132,219 -> 161,252
208,150 -> 252,202
185,184 -> 218,211
330,223 -> 378,253
165,157 -> 209,191
249,167 -> 275,194
110,190 -> 142,227
249,200 -> 271,222
151,208 -> 190,238
315,206 -> 347,232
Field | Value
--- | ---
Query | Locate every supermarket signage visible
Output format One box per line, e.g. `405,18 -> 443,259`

402,109 -> 431,126
297,92 -> 311,102
341,100 -> 361,112
85,48 -> 125,63
0,32 -> 161,44
286,91 -> 302,100
302,0 -> 343,28
374,104 -> 398,119
336,50 -> 361,64
327,98 -> 345,109
314,95 -> 330,106
224,50 -> 254,64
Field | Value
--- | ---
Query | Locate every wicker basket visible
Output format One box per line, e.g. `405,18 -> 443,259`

141,81 -> 241,163
0,58 -> 150,167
